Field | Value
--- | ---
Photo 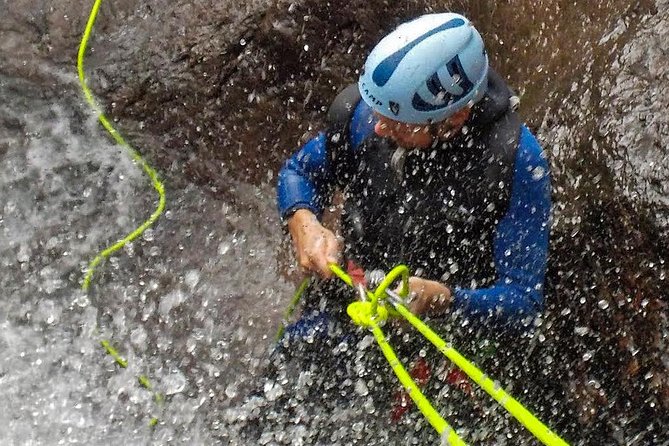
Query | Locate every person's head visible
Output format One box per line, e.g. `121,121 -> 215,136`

358,13 -> 488,148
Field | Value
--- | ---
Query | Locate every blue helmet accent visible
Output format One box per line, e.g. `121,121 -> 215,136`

358,13 -> 489,124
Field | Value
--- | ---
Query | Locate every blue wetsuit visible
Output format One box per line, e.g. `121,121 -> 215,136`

277,99 -> 551,325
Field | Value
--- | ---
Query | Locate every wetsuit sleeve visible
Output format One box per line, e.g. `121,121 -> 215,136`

451,126 -> 551,325
276,132 -> 332,220
276,101 -> 375,221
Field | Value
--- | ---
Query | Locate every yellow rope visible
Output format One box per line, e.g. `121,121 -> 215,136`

275,277 -> 311,341
330,264 -> 466,444
393,302 -> 569,446
77,0 -> 165,426
77,0 -> 166,291
330,264 -> 570,446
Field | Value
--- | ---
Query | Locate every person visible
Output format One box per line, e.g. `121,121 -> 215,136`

277,12 -> 551,327
236,13 -> 553,443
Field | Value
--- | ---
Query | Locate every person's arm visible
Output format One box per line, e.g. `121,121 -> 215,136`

451,126 -> 551,325
277,100 -> 376,277
276,133 -> 340,277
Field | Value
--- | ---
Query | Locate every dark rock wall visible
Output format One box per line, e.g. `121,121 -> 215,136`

2,0 -> 667,443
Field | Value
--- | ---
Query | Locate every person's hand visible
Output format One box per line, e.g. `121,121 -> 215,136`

287,209 -> 341,279
399,277 -> 452,316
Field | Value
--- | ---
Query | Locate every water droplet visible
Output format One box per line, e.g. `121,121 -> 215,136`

72,293 -> 90,308
185,337 -> 197,354
210,347 -> 223,361
130,327 -> 147,347
531,166 -> 546,180
185,270 -> 200,289
355,379 -> 369,396
225,383 -> 238,398
364,397 -> 376,414
142,228 -> 154,242
263,381 -> 284,401
218,242 -> 231,255
574,326 -> 588,336
17,244 -> 30,263
164,370 -> 186,395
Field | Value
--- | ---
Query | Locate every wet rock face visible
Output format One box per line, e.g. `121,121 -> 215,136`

1,0 -> 137,76
599,0 -> 669,215
5,0 -> 664,192
88,0 -> 435,186
2,0 -> 669,443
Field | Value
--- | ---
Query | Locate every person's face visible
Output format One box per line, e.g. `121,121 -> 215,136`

373,108 -> 471,149
373,113 -> 434,148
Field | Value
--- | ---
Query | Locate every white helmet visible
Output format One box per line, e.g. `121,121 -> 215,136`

358,13 -> 489,124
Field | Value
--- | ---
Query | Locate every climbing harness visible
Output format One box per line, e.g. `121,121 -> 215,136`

282,263 -> 570,445
78,0 -> 165,425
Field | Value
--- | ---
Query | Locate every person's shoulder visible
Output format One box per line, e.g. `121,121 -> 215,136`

349,99 -> 376,149
325,84 -> 375,150
512,125 -> 551,195
327,84 -> 361,127
517,126 -> 548,167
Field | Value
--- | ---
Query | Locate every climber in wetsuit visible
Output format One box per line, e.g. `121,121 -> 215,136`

277,12 -> 551,334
